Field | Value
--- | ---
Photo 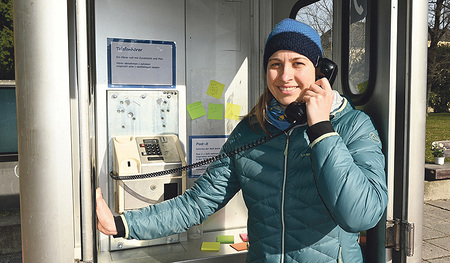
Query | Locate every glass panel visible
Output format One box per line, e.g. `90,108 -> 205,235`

348,0 -> 370,95
0,88 -> 18,154
296,0 -> 333,58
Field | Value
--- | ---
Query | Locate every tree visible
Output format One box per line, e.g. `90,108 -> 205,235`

0,0 -> 14,80
296,0 -> 333,58
428,0 -> 450,112
428,0 -> 450,51
428,45 -> 450,112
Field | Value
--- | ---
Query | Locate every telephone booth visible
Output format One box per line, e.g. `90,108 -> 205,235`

13,0 -> 427,262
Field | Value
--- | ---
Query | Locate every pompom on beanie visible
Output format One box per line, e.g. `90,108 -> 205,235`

263,18 -> 323,71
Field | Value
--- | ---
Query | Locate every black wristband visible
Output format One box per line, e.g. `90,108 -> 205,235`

113,216 -> 125,238
306,121 -> 335,143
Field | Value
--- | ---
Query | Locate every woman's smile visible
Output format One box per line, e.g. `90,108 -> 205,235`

278,86 -> 299,93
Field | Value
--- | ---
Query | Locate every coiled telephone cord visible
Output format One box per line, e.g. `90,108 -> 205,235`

109,123 -> 295,181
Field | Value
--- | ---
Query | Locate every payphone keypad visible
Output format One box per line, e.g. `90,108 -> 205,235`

135,136 -> 182,164
140,139 -> 162,155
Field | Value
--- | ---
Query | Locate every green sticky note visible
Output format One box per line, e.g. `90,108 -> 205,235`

225,103 -> 241,121
208,103 -> 224,120
206,80 -> 225,100
217,235 -> 234,244
201,242 -> 220,252
187,101 -> 207,120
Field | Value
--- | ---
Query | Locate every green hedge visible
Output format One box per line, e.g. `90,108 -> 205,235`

426,113 -> 450,163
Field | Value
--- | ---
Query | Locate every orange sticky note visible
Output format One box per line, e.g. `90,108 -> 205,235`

230,242 -> 248,251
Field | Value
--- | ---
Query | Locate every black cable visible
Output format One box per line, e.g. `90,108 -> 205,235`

289,0 -> 320,19
109,123 -> 295,181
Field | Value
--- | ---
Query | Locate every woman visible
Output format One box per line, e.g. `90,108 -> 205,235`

97,18 -> 388,262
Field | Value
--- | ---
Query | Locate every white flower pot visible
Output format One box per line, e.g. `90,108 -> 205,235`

434,157 -> 445,165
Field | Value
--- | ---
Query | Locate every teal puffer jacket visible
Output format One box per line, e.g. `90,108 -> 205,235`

122,98 -> 388,262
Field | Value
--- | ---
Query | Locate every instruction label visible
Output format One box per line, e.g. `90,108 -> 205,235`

109,39 -> 175,86
189,136 -> 228,178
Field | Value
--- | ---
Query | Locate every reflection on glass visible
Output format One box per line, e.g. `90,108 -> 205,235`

348,1 -> 370,95
0,88 -> 18,154
296,0 -> 333,58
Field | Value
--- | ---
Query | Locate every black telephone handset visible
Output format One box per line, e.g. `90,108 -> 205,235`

284,58 -> 338,125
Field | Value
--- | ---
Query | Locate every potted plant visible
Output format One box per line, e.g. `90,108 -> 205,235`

431,142 -> 446,165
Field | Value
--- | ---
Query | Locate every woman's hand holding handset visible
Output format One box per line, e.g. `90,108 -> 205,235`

302,77 -> 335,127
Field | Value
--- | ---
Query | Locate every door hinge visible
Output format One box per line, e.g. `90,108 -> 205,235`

385,218 -> 415,256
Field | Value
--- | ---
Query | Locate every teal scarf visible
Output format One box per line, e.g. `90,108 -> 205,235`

266,98 -> 291,130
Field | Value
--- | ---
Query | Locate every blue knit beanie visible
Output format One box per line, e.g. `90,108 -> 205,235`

263,19 -> 323,71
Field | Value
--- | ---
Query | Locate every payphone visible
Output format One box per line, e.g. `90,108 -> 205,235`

112,134 -> 186,213
110,134 -> 188,250
106,89 -> 186,250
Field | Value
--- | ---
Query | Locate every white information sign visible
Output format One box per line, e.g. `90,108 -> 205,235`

109,39 -> 175,86
189,136 -> 228,178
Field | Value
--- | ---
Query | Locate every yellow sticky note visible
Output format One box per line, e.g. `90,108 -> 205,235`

201,242 -> 220,252
208,103 -> 223,120
206,80 -> 225,100
187,101 -> 207,120
225,103 -> 241,121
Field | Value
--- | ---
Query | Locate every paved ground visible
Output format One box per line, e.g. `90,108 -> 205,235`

422,199 -> 450,262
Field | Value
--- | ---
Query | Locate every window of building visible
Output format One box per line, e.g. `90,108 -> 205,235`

0,81 -> 18,162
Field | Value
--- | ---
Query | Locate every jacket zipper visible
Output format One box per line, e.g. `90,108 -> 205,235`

281,130 -> 293,263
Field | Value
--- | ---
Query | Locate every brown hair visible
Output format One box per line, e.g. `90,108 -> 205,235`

245,87 -> 273,135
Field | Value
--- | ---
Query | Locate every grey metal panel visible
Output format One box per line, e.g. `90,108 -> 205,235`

94,0 -> 187,252
107,90 -> 179,138
14,0 -> 75,262
94,0 -> 186,87
185,0 -> 252,233
185,0 -> 251,137
404,0 -> 428,261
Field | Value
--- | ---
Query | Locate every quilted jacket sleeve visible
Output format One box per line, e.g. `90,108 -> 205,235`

121,146 -> 241,240
309,111 -> 388,233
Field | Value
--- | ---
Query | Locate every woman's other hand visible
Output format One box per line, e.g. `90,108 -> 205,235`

96,187 -> 118,235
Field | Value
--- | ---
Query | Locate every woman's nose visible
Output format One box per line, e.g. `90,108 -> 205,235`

280,65 -> 294,82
